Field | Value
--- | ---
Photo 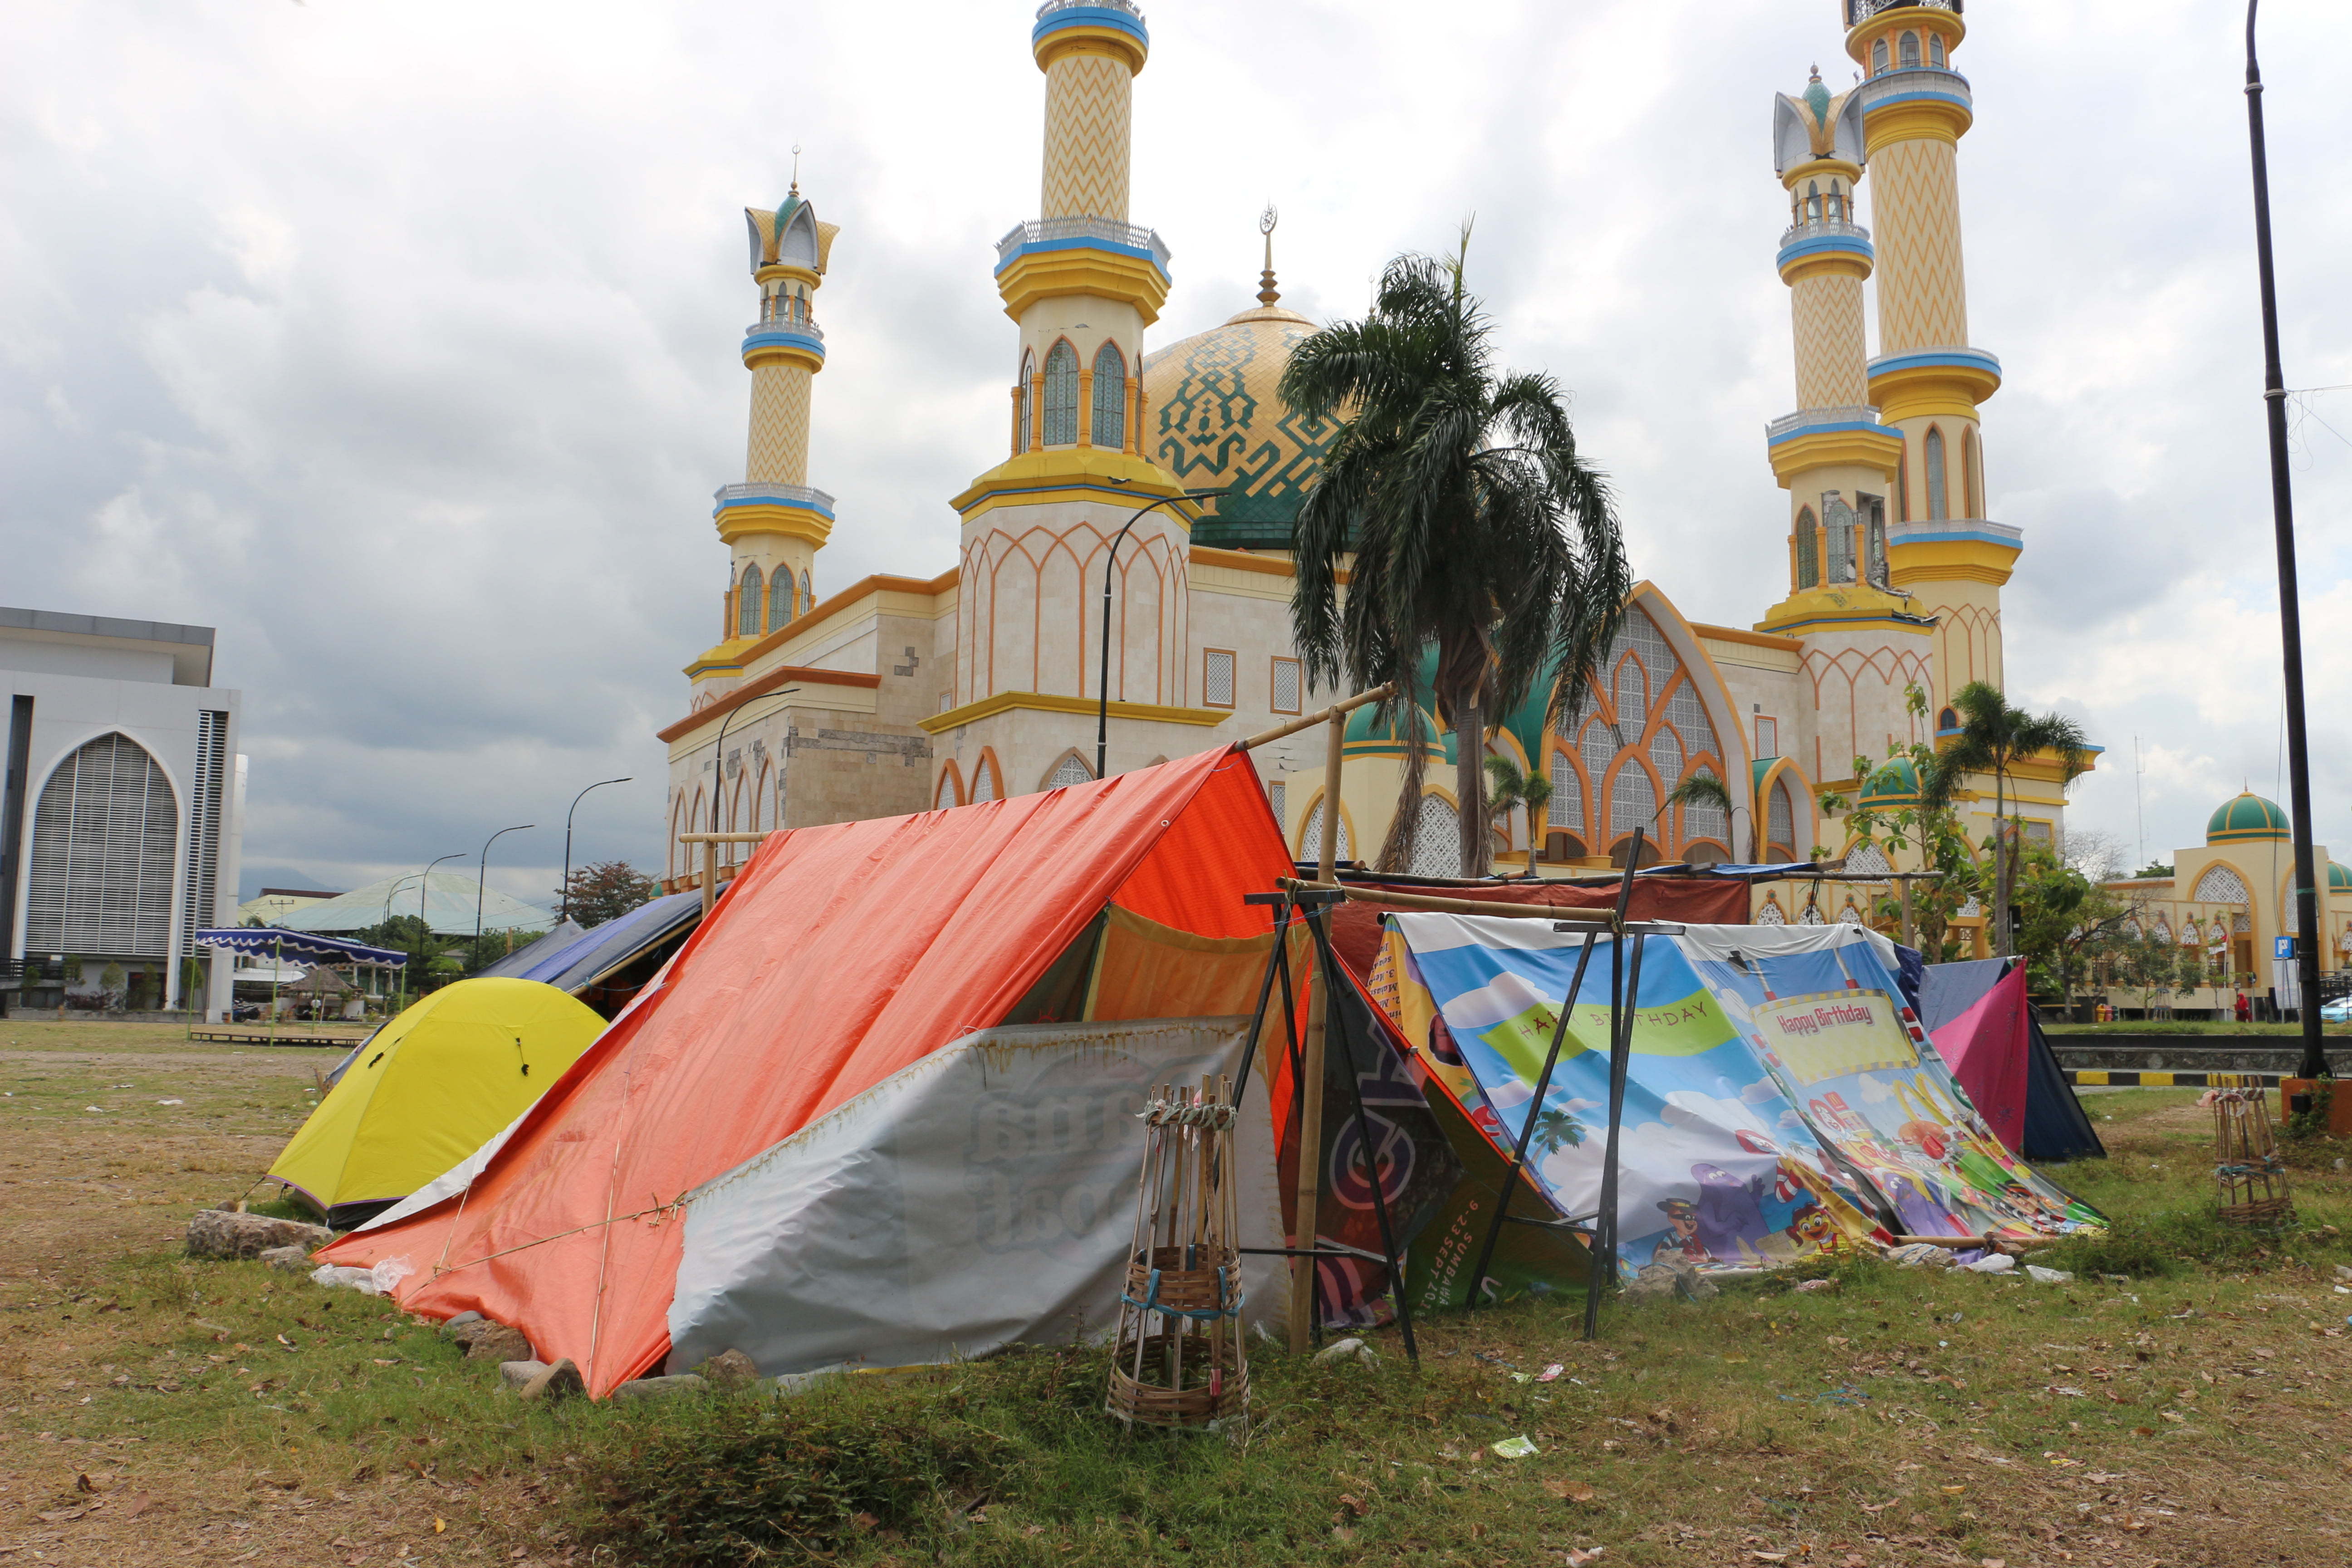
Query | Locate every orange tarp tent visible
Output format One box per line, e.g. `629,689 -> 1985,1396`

318,747 -> 1294,1396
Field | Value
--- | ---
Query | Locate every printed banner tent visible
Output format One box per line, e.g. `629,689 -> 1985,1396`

1377,915 -> 2102,1284
317,748 -> 1316,1396
1920,958 -> 2105,1163
270,979 -> 608,1229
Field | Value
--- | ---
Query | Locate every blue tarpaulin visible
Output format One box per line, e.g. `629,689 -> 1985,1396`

195,929 -> 408,967
490,892 -> 701,994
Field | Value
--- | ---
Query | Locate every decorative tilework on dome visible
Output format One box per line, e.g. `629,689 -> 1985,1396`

1142,304 -> 1336,549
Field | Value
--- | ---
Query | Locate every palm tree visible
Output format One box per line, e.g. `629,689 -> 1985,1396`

1664,772 -> 1740,862
1529,1104 -> 1588,1160
1918,681 -> 2091,959
1485,755 -> 1553,858
1283,234 -> 1629,876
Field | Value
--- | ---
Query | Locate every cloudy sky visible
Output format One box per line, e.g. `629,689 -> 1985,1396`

4,0 -> 2347,915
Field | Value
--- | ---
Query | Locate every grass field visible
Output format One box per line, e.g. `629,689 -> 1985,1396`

4,1022 -> 2350,1566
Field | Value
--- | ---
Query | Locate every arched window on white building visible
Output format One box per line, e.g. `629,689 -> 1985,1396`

23,733 -> 179,959
1408,794 -> 1460,878
1091,340 -> 1127,449
1041,340 -> 1079,446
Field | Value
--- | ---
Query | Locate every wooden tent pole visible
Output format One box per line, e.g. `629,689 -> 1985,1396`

1289,706 -> 1346,1352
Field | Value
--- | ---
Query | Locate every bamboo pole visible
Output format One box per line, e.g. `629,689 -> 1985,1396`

1288,708 -> 1346,1352
676,832 -> 773,918
1236,682 -> 1396,752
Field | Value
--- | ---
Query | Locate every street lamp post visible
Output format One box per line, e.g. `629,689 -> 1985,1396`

473,825 -> 535,958
560,777 -> 633,924
2244,0 -> 2328,1080
1096,485 -> 1223,780
410,853 -> 464,1007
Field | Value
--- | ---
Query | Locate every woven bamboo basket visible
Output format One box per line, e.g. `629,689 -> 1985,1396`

2208,1081 -> 2294,1230
1106,1078 -> 1249,1429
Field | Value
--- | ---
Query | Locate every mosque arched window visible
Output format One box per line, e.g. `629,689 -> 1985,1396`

1805,181 -> 1822,224
1091,341 -> 1127,449
1767,776 -> 1798,861
1928,34 -> 1946,68
1872,38 -> 1888,75
801,569 -> 815,618
736,563 -> 764,638
1017,350 -> 1036,452
1924,426 -> 1949,521
1864,498 -> 1889,588
1824,493 -> 1857,583
1827,183 -> 1845,224
768,569 -> 791,633
1608,761 -> 1657,861
1899,32 -> 1920,68
1795,507 -> 1819,588
1961,428 -> 1980,518
1041,339 -> 1079,446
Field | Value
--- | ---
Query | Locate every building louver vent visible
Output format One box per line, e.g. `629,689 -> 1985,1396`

178,712 -> 228,963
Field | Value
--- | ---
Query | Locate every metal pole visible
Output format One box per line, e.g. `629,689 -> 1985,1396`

1464,931 -> 1599,1310
561,777 -> 632,924
1289,706 -> 1347,1351
415,852 -> 462,1004
2244,0 -> 2328,1080
474,824 -> 535,958
1096,490 -> 1219,780
1583,826 -> 1646,1340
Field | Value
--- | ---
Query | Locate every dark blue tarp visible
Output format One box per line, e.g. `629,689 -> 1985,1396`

475,921 -> 586,980
196,929 -> 407,967
500,892 -> 702,994
1921,957 -> 2105,1163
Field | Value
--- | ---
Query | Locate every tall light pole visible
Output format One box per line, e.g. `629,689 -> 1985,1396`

1096,485 -> 1222,779
560,777 -> 632,924
2244,0 -> 2327,1078
473,824 -> 534,957
410,852 -> 464,1005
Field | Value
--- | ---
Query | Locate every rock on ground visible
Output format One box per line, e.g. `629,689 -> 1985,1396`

499,1360 -> 549,1390
519,1358 -> 585,1402
454,1320 -> 534,1363
258,1244 -> 316,1273
698,1348 -> 761,1386
1314,1337 -> 1377,1367
185,1209 -> 333,1260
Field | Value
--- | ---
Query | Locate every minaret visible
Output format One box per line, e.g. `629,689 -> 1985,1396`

688,171 -> 839,695
1843,1 -> 2016,713
1758,66 -> 1933,787
942,0 -> 1196,764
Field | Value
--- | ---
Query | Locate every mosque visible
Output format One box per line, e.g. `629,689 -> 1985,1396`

652,1 -> 2345,975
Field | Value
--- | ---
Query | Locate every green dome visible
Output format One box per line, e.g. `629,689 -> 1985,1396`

2207,792 -> 2289,845
2329,861 -> 2351,892
1803,74 -> 1832,126
1343,700 -> 1448,762
1857,758 -> 1921,808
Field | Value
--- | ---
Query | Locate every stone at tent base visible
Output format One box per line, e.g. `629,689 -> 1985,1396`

1314,1337 -> 1377,1367
457,1322 -> 534,1363
519,1358 -> 584,1402
614,1374 -> 709,1401
438,1311 -> 485,1338
500,1360 -> 549,1391
1620,1259 -> 1718,1303
698,1348 -> 760,1386
185,1210 -> 333,1261
259,1244 -> 317,1274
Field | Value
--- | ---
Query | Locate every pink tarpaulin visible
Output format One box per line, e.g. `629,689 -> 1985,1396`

1931,962 -> 2032,1155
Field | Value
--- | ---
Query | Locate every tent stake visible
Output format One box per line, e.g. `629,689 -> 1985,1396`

1463,931 -> 1600,1311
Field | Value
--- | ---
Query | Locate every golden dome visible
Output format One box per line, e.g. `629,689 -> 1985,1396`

1141,299 -> 1335,550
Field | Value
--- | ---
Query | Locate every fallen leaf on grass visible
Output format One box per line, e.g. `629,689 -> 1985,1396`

1544,1479 -> 1597,1502
433,1519 -> 446,1534
1750,1554 -> 1789,1563
1563,1550 -> 1605,1567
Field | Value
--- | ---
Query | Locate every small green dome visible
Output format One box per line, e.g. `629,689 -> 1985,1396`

2329,861 -> 2351,892
2207,792 -> 2289,845
1803,73 -> 1832,127
1858,759 -> 1921,808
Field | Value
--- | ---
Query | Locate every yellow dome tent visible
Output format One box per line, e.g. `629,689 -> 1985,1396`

270,979 -> 607,1228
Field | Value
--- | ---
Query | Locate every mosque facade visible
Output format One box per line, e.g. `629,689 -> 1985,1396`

654,1 -> 2165,956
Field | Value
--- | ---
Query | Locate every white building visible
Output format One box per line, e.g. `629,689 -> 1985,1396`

2,606 -> 245,1018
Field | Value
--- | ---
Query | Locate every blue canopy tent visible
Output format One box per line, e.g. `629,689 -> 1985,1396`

195,929 -> 408,1038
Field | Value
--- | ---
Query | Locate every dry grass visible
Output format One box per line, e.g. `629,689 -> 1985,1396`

3,1022 -> 2349,1566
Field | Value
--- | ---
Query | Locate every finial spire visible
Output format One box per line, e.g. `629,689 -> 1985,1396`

1256,203 -> 1280,306
789,142 -> 802,197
